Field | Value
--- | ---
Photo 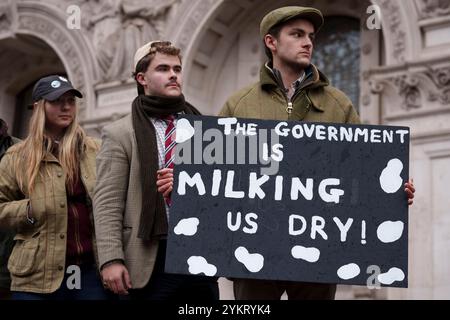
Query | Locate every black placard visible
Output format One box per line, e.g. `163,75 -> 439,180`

165,115 -> 409,288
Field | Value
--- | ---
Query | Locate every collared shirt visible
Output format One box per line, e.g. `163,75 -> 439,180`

271,66 -> 313,100
150,117 -> 176,222
287,72 -> 307,100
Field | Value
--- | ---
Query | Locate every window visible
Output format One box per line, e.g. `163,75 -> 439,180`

313,16 -> 361,110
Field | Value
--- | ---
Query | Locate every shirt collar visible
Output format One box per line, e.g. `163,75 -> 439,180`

271,66 -> 313,92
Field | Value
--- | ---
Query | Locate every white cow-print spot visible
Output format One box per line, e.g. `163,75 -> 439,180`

378,267 -> 405,285
337,263 -> 360,280
380,158 -> 403,193
176,119 -> 195,143
291,246 -> 320,263
377,221 -> 404,243
187,256 -> 217,276
234,247 -> 264,273
174,217 -> 199,236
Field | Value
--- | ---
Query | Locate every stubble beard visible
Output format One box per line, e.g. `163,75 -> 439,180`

285,58 -> 310,75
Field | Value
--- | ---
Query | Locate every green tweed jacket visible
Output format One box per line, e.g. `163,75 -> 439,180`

219,62 -> 360,125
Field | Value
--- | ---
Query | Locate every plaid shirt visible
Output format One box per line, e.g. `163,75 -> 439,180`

271,66 -> 312,100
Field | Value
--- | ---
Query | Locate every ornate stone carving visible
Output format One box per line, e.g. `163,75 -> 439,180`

0,0 -> 18,39
17,11 -> 96,121
18,15 -> 85,92
176,0 -> 216,53
417,0 -> 450,19
83,0 -> 179,82
362,43 -> 372,55
394,74 -> 422,110
370,66 -> 450,113
378,0 -> 407,63
425,67 -> 450,104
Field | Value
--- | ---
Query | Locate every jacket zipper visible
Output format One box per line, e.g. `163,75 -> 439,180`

265,63 -> 313,116
284,77 -> 314,115
286,91 -> 300,115
287,102 -> 293,114
286,78 -> 315,115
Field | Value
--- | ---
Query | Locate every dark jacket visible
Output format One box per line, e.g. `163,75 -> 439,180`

0,135 -> 20,289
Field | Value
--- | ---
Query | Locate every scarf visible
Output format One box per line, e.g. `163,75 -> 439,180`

131,94 -> 201,240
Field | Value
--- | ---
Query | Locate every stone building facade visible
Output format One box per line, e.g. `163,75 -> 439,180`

0,0 -> 449,299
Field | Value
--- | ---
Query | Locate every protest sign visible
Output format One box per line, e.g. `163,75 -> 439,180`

166,115 -> 409,287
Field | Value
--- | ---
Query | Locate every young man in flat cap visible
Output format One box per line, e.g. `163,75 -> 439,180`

93,41 -> 219,299
219,6 -> 415,300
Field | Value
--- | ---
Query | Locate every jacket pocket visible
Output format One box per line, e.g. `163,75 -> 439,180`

7,233 -> 40,277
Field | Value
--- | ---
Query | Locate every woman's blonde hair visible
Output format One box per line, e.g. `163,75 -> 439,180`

10,99 -> 95,194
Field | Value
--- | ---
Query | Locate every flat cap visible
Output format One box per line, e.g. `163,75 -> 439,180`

260,6 -> 324,38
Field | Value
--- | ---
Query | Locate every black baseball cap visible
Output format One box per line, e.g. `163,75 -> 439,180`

31,75 -> 83,103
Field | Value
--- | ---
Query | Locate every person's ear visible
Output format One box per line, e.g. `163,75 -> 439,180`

136,72 -> 147,87
264,34 -> 277,53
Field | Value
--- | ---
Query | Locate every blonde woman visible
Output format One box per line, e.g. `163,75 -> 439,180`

0,75 -> 111,300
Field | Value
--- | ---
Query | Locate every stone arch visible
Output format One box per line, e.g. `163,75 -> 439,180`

8,1 -> 99,119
